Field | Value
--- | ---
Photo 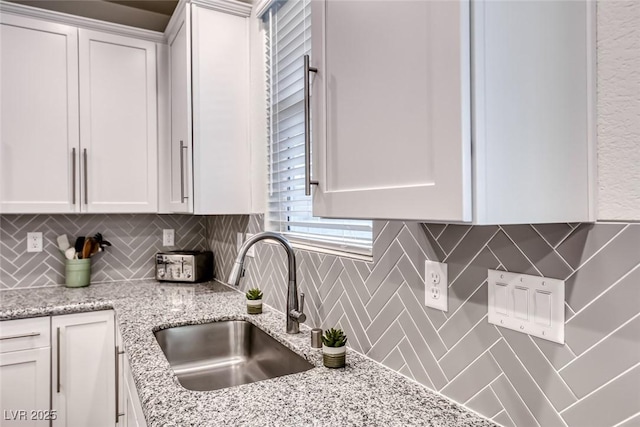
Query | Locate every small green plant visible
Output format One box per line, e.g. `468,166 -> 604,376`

322,328 -> 347,347
245,288 -> 263,300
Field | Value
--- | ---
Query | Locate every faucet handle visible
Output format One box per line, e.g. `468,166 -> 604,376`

290,292 -> 307,324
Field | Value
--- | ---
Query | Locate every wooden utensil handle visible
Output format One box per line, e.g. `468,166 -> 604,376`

82,238 -> 92,259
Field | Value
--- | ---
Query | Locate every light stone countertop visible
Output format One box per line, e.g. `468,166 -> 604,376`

0,280 -> 496,427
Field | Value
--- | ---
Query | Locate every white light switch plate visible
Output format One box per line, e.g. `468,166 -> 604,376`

488,269 -> 565,344
425,260 -> 448,311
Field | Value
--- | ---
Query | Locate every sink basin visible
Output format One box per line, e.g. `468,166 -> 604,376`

154,320 -> 314,391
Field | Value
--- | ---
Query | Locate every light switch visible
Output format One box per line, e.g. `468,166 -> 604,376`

487,269 -> 565,344
514,287 -> 529,321
535,291 -> 552,326
494,283 -> 508,315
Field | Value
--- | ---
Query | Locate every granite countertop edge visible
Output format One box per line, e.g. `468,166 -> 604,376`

0,280 -> 496,427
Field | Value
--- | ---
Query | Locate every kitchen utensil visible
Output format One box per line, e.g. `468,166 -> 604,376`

89,238 -> 100,258
64,248 -> 76,260
81,237 -> 94,260
74,237 -> 85,259
56,235 -> 70,252
94,233 -> 112,249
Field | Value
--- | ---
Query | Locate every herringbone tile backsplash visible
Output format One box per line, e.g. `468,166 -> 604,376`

0,214 -> 207,289
207,215 -> 640,427
2,212 -> 638,425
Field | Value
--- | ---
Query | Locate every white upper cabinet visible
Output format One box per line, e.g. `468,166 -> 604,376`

0,8 -> 159,215
192,5 -> 251,214
0,15 -> 79,213
160,1 -> 254,215
79,30 -> 158,213
161,5 -> 193,213
310,0 -> 596,224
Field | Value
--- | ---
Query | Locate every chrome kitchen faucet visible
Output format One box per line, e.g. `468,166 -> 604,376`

227,232 -> 306,334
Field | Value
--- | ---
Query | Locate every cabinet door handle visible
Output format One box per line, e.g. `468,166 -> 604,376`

303,54 -> 318,196
83,149 -> 88,205
0,332 -> 40,340
180,141 -> 188,202
115,346 -> 120,423
56,327 -> 61,393
72,148 -> 77,205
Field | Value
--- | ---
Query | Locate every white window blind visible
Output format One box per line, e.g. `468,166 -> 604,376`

265,0 -> 372,255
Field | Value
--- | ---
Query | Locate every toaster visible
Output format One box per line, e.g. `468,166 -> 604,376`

155,250 -> 214,283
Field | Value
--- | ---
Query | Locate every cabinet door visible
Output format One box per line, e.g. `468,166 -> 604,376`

191,5 -> 251,214
0,14 -> 80,213
310,0 -> 472,221
123,351 -> 146,427
0,348 -> 51,426
115,322 -> 125,425
167,10 -> 193,213
472,1 -> 595,224
52,311 -> 116,427
79,30 -> 158,213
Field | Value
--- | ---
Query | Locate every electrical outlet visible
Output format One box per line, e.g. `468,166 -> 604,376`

27,232 -> 43,252
246,233 -> 255,257
425,260 -> 448,311
162,229 -> 175,247
428,269 -> 441,284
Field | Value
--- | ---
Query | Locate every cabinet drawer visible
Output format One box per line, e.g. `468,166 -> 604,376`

0,317 -> 50,353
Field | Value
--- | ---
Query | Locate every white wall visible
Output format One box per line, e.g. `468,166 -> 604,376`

597,0 -> 640,220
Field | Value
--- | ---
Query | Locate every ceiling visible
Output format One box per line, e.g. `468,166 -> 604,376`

9,0 -> 180,32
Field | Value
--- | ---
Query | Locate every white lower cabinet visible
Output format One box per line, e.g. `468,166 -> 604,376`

52,311 -> 116,427
116,323 -> 125,425
0,311 -> 142,427
0,316 -> 51,427
116,316 -> 146,427
0,348 -> 51,426
123,352 -> 147,427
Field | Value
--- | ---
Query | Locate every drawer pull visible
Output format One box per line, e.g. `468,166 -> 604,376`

83,149 -> 88,204
180,141 -> 188,202
115,346 -> 119,423
0,332 -> 41,340
303,54 -> 318,196
72,148 -> 77,205
56,327 -> 61,393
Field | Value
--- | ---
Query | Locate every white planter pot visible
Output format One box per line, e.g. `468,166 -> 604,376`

322,344 -> 346,368
246,299 -> 262,314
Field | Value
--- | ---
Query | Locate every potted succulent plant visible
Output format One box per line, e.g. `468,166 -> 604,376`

322,328 -> 347,368
245,288 -> 263,314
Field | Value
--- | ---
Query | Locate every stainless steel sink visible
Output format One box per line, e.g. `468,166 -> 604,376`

154,320 -> 314,391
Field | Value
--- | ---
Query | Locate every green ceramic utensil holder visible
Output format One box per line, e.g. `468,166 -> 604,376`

65,258 -> 91,288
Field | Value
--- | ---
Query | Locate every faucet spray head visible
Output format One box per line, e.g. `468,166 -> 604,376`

227,261 -> 244,286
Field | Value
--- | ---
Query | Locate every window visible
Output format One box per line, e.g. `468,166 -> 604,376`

264,0 -> 372,256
